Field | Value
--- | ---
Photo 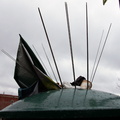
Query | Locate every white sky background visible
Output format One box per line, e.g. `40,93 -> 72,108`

0,0 -> 120,95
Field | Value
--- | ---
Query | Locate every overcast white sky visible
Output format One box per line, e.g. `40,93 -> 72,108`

0,0 -> 120,95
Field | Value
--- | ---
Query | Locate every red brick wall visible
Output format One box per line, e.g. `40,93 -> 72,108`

0,94 -> 18,110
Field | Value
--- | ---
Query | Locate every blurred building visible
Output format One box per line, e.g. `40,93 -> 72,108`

0,94 -> 18,110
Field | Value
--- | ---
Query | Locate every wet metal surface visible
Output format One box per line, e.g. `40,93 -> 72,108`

1,89 -> 120,118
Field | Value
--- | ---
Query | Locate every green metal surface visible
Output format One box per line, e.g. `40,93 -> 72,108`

0,89 -> 120,119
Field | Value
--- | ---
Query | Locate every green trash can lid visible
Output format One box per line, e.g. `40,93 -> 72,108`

1,89 -> 120,119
